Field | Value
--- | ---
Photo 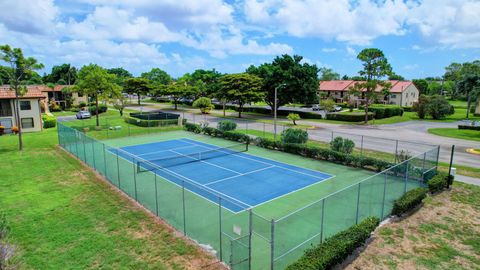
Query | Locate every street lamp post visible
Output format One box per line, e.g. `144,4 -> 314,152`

274,84 -> 286,140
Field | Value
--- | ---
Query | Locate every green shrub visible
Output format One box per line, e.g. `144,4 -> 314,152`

42,115 -> 57,128
88,104 -> 108,115
427,172 -> 449,193
124,117 -> 180,127
254,137 -> 279,149
326,112 -> 373,122
287,113 -> 301,125
217,120 -> 237,131
224,131 -> 251,143
281,128 -> 308,144
184,123 -> 202,133
391,187 -> 427,216
458,125 -> 480,130
286,217 -> 380,270
330,137 -> 355,154
192,97 -> 214,114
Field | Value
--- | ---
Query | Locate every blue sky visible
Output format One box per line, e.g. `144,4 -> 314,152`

0,0 -> 479,79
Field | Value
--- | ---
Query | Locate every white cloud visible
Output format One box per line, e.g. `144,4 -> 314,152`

322,48 -> 337,53
0,0 -> 58,34
346,46 -> 356,57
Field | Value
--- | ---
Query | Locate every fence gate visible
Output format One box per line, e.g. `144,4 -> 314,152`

230,234 -> 250,270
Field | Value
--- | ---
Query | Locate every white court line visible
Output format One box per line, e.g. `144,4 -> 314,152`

168,149 -> 242,175
180,138 -> 330,180
205,165 -> 275,186
137,144 -> 198,157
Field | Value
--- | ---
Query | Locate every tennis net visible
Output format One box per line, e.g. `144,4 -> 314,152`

136,143 -> 248,172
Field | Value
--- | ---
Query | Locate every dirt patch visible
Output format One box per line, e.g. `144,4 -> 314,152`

345,183 -> 480,270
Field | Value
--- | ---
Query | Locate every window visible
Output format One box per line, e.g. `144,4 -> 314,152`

21,118 -> 34,129
0,100 -> 12,117
391,94 -> 397,98
20,101 -> 31,110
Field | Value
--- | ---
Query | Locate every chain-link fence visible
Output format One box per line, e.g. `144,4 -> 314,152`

58,119 -> 440,270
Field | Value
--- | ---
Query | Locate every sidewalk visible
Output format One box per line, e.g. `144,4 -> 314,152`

455,174 -> 480,186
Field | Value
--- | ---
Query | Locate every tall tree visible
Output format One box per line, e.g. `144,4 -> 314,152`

107,67 -> 132,86
154,83 -> 197,110
141,68 -> 172,86
219,73 -> 264,118
75,64 -> 119,126
348,48 -> 392,123
0,45 -> 44,150
412,79 -> 429,95
319,67 -> 340,81
43,63 -> 77,85
457,75 -> 480,118
123,77 -> 151,105
247,54 -> 319,112
388,73 -> 405,81
181,69 -> 222,97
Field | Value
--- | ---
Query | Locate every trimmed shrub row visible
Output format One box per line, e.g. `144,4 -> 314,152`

124,117 -> 182,127
213,104 -> 323,119
326,112 -> 374,122
184,123 -> 251,143
286,217 -> 380,270
88,104 -> 108,115
184,122 -> 202,133
358,105 -> 404,119
42,115 -> 57,129
254,138 -> 392,172
391,187 -> 427,216
402,106 -> 413,112
427,171 -> 450,193
458,125 -> 480,130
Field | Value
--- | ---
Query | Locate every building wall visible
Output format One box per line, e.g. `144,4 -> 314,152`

387,85 -> 419,106
476,97 -> 480,115
8,99 -> 43,132
72,92 -> 88,105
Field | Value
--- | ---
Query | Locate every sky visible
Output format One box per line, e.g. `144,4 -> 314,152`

0,0 -> 479,79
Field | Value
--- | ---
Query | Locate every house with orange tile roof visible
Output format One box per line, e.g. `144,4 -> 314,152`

319,80 -> 419,107
0,86 -> 46,133
35,85 -> 87,112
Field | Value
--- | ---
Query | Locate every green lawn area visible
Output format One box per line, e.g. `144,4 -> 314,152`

428,128 -> 480,142
0,128 -> 218,269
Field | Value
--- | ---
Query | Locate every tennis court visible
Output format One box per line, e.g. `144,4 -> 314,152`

117,138 -> 333,213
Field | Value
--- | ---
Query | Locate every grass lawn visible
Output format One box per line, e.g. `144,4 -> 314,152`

346,181 -> 480,270
0,128 -> 220,269
428,128 -> 480,142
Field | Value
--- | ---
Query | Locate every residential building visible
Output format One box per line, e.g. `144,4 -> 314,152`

319,80 -> 420,106
0,86 -> 45,133
37,85 -> 87,112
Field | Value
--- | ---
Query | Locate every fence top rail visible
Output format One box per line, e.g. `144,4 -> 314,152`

59,123 -> 250,210
274,148 -> 438,222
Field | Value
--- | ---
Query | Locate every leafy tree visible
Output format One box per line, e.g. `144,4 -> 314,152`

219,73 -> 264,118
320,98 -> 336,112
348,48 -> 392,123
192,97 -> 214,114
154,83 -> 197,110
107,67 -> 132,86
141,68 -> 172,86
330,136 -> 355,154
247,54 -> 319,111
180,69 -> 222,97
287,113 -> 301,125
388,73 -> 405,81
43,63 -> 77,84
319,67 -> 340,81
75,64 -> 119,126
427,95 -> 454,120
412,79 -> 428,95
427,81 -> 442,95
0,45 -> 44,150
0,66 -> 11,84
111,91 -> 127,116
123,77 -> 151,105
457,75 -> 480,118
412,95 -> 429,119
281,128 -> 308,144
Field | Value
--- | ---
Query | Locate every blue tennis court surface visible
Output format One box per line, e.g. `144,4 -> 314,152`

118,138 -> 333,212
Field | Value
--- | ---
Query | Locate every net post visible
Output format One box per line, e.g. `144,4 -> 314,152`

355,182 -> 361,224
320,198 -> 325,243
133,158 -> 138,201
116,149 -> 121,187
154,171 -> 159,216
218,197 -> 223,261
182,180 -> 187,236
381,172 -> 387,219
270,219 -> 275,270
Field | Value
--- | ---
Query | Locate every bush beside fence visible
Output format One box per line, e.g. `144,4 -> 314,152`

286,217 -> 380,270
42,115 -> 57,128
326,112 -> 374,122
124,117 -> 182,127
427,172 -> 450,193
391,187 -> 427,216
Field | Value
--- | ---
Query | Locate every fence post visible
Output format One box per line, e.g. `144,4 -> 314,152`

246,121 -> 249,135
91,138 -> 96,170
331,131 -> 334,141
154,171 -> 159,216
448,145 -> 455,188
270,219 -> 275,270
355,183 -> 361,224
422,152 -> 426,171
381,172 -> 387,219
182,180 -> 187,236
404,161 -> 409,193
133,158 -> 138,201
394,140 -> 399,163
116,149 -> 121,188
128,123 -> 131,136
320,198 -> 325,243
263,122 -> 266,138
248,209 -> 253,270
103,143 -> 107,176
75,131 -> 79,155
82,134 -> 87,162
218,197 -> 223,261
360,135 -> 364,156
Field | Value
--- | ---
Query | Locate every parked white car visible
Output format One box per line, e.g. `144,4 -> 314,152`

76,110 -> 91,119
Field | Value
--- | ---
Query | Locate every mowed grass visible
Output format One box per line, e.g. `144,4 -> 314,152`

346,182 -> 480,270
0,128 -> 220,269
428,128 -> 480,142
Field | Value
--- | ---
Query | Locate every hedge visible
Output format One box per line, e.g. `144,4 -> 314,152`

184,123 -> 250,143
254,138 -> 392,172
88,104 -> 108,115
391,187 -> 427,216
213,104 -> 323,119
358,105 -> 404,119
427,172 -> 450,193
124,117 -> 182,127
326,112 -> 373,122
458,125 -> 480,130
42,115 -> 57,129
184,123 -> 202,133
286,217 -> 380,270
402,106 -> 413,112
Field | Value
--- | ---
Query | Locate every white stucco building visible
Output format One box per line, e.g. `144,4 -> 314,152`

0,86 -> 45,133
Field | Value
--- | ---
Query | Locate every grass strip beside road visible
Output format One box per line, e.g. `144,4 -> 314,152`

428,128 -> 480,142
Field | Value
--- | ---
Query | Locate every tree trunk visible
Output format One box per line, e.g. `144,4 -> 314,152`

466,91 -> 471,119
95,95 -> 99,127
174,100 -> 178,110
238,103 -> 242,118
137,94 -> 141,105
223,99 -> 226,117
14,90 -> 23,150
364,104 -> 369,124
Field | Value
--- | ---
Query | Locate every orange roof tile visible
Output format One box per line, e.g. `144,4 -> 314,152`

0,86 -> 46,99
319,80 -> 414,93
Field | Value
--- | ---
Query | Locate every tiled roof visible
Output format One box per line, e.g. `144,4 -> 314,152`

319,80 -> 414,93
0,86 -> 46,99
31,84 -> 69,92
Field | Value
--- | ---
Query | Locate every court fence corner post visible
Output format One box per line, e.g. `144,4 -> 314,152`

270,219 -> 275,270
248,209 -> 253,270
218,197 -> 223,261
355,182 -> 361,224
182,180 -> 187,236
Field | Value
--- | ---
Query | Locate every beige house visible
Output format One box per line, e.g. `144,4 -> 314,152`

36,85 -> 87,112
0,86 -> 45,133
476,98 -> 480,115
319,80 -> 420,106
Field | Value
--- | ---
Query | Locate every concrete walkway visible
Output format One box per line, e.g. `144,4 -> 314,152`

455,175 -> 480,186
